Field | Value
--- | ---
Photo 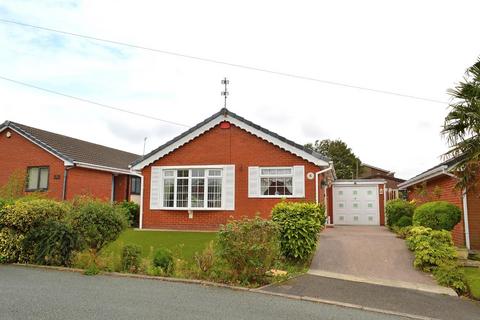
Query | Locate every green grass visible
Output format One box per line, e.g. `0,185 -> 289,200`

101,229 -> 217,261
464,267 -> 480,300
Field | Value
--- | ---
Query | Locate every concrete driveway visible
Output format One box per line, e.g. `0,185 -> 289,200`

310,226 -> 441,289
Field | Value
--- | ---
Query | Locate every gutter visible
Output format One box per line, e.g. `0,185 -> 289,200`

74,162 -> 132,175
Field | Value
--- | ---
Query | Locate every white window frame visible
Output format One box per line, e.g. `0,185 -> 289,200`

258,166 -> 295,198
159,165 -> 226,211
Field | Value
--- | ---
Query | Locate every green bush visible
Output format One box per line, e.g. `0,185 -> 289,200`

0,199 -> 70,233
70,198 -> 127,252
396,215 -> 413,228
121,244 -> 142,273
0,228 -> 26,263
271,201 -> 324,261
433,263 -> 467,294
406,226 -> 457,271
217,217 -> 279,284
385,199 -> 415,227
413,201 -> 461,231
153,248 -> 174,274
24,220 -> 80,266
117,201 -> 140,228
393,225 -> 413,239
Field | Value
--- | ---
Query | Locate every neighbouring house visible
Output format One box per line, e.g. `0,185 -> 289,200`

131,108 -> 388,230
360,163 -> 405,200
398,157 -> 479,250
0,121 -> 141,203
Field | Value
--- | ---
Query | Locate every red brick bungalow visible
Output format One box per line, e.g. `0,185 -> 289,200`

0,121 -> 141,202
130,108 -> 335,230
399,158 -> 480,250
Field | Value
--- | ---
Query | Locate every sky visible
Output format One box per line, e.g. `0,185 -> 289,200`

0,0 -> 479,179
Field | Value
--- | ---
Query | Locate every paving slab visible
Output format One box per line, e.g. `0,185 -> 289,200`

261,274 -> 480,320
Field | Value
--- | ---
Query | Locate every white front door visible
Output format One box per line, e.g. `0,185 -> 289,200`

332,185 -> 380,225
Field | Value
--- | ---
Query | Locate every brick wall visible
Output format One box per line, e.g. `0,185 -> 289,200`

0,129 -> 65,200
65,167 -> 113,201
141,123 -> 325,230
406,175 -> 466,248
467,184 -> 480,249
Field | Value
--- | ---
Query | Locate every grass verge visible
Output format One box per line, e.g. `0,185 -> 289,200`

463,267 -> 480,300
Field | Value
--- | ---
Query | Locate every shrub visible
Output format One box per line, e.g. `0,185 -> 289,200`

24,219 -> 80,266
0,170 -> 27,200
413,201 -> 461,231
194,241 -> 216,274
121,244 -> 142,273
406,226 -> 457,271
271,201 -> 324,261
396,215 -> 413,228
385,199 -> 415,227
69,198 -> 127,252
433,263 -> 467,294
0,199 -> 70,233
153,248 -> 174,274
117,201 -> 140,228
0,228 -> 25,263
217,217 -> 279,284
394,226 -> 413,239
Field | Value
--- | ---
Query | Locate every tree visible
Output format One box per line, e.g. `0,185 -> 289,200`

306,139 -> 362,179
442,57 -> 480,191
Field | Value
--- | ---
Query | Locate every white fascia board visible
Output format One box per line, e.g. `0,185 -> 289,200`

398,166 -> 448,189
5,126 -> 74,166
75,162 -> 132,175
132,115 -> 329,170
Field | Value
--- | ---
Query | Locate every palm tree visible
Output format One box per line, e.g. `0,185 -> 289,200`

442,57 -> 480,190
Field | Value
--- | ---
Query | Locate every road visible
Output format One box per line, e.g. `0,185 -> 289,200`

0,265 -> 407,320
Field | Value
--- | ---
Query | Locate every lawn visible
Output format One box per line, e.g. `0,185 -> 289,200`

463,267 -> 480,300
101,229 -> 217,261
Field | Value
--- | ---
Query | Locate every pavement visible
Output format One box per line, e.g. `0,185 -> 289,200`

261,274 -> 480,320
0,265 -> 408,320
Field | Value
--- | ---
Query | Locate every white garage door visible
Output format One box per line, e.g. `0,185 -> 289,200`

332,185 -> 380,225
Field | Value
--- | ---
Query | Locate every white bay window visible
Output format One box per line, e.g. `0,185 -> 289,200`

150,165 -> 235,210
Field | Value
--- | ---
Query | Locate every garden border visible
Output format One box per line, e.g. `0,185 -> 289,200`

13,263 -> 437,320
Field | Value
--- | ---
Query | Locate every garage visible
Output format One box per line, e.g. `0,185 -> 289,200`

331,180 -> 386,225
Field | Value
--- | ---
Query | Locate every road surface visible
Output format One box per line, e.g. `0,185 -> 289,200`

0,265 -> 407,320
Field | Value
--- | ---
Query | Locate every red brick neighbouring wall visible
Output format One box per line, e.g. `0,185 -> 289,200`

406,175 -> 466,248
142,123 -> 325,230
66,167 -> 113,201
467,185 -> 480,249
0,129 -> 65,200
